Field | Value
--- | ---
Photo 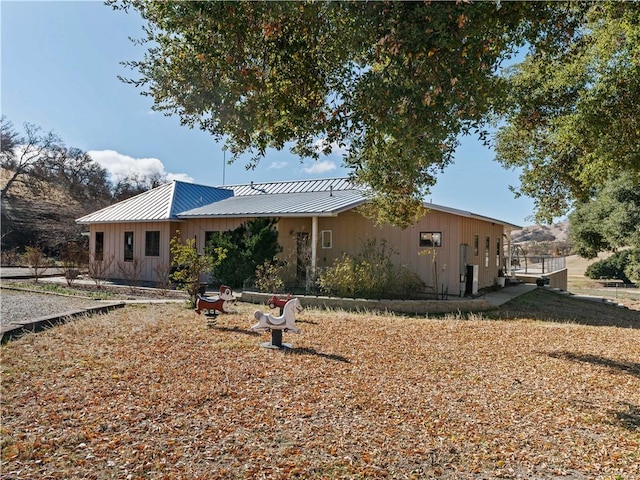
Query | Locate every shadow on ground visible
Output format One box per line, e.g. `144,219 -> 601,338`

485,289 -> 640,328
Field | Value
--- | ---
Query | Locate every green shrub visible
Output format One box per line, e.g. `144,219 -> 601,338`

317,253 -> 358,298
170,231 -> 226,306
254,259 -> 285,293
317,239 -> 424,299
584,249 -> 639,284
207,218 -> 281,288
623,249 -> 640,284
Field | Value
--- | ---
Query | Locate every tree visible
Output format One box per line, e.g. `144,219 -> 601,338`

0,119 -> 63,199
207,218 -> 281,288
494,3 -> 640,223
1,116 -> 20,156
0,118 -> 117,254
170,231 -> 226,306
569,172 -> 640,259
46,146 -> 112,210
584,250 -> 639,284
111,172 -> 167,202
109,0 -> 585,227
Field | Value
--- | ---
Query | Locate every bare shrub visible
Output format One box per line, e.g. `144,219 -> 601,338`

88,254 -> 114,289
60,241 -> 88,286
117,258 -> 144,293
254,259 -> 285,293
1,247 -> 22,266
153,262 -> 172,296
23,245 -> 51,283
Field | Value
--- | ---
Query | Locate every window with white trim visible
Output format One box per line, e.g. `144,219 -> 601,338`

124,231 -> 134,262
484,236 -> 490,268
420,231 -> 442,248
321,230 -> 333,249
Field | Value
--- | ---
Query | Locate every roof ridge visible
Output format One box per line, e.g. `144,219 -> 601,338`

220,176 -> 350,188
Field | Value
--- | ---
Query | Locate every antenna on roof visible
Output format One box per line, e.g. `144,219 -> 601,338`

250,181 -> 267,194
222,150 -> 226,186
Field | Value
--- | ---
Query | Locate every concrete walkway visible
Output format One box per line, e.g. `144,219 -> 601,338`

481,283 -> 539,306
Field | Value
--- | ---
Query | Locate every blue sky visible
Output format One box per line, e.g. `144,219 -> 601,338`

2,0 -> 538,226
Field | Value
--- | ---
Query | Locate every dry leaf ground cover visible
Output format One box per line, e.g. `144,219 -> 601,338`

1,301 -> 639,480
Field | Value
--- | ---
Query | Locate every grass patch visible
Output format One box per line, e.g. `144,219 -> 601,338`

1,302 -> 639,479
486,288 -> 640,328
2,281 -> 118,300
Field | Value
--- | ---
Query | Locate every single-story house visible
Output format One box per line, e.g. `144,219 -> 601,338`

76,177 -> 520,297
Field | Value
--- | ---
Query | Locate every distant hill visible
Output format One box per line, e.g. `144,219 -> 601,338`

511,221 -> 570,244
1,169 -> 89,255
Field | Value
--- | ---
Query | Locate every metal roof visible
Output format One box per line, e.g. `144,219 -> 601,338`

76,177 -> 520,229
224,177 -> 354,196
178,189 -> 366,218
76,181 -> 233,224
424,202 -> 522,230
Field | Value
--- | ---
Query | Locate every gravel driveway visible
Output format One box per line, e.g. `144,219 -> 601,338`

1,289 -> 101,327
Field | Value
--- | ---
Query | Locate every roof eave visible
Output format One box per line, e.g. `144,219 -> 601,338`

75,218 -> 184,225
175,199 -> 367,219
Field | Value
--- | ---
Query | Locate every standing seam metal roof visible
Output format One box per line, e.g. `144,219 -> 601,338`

225,177 -> 354,196
76,181 -> 233,224
177,189 -> 366,218
76,177 -> 520,229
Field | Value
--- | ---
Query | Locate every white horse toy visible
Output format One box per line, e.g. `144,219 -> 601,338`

251,298 -> 303,334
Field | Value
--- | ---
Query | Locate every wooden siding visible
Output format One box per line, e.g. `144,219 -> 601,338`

304,209 -> 505,296
90,209 -> 507,294
89,222 -> 178,283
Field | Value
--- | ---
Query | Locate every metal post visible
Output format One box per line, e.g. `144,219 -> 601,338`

271,329 -> 283,348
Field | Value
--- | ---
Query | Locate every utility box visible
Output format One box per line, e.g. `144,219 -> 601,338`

466,264 -> 479,295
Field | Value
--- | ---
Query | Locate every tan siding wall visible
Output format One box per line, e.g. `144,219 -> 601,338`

308,209 -> 505,296
90,210 -> 507,293
89,222 -> 176,283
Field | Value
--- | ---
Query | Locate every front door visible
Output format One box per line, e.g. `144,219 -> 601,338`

296,232 -> 310,283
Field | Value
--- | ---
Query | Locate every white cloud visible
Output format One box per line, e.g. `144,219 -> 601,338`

88,149 -> 194,183
302,160 -> 338,175
167,172 -> 195,183
313,138 -> 350,157
267,161 -> 289,170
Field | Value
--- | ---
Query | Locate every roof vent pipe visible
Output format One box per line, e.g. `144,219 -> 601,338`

329,185 -> 333,197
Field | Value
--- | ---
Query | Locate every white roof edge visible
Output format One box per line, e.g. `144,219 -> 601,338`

424,202 -> 521,230
76,219 -> 184,225
166,181 -> 178,218
178,213 -> 341,219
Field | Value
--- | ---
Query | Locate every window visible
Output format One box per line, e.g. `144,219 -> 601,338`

484,236 -> 490,268
474,234 -> 479,256
496,237 -> 501,267
321,230 -> 333,249
124,231 -> 134,262
420,231 -> 442,248
95,232 -> 104,261
145,231 -> 160,257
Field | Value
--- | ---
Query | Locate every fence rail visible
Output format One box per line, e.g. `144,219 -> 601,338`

508,255 -> 566,275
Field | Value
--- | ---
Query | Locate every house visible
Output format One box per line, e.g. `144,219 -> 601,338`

76,177 -> 520,297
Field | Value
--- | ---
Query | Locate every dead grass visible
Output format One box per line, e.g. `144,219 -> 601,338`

1,301 -> 639,479
485,288 -> 640,328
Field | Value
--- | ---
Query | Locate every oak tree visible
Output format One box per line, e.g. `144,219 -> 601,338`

109,0 -> 586,227
494,2 -> 640,223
